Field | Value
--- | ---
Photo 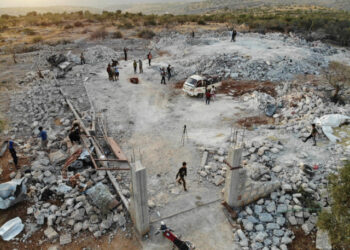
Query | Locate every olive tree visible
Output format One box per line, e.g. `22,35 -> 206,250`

324,61 -> 350,104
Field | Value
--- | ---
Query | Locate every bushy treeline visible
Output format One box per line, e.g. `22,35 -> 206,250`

0,7 -> 350,45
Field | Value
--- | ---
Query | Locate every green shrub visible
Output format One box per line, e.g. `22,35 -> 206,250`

0,25 -> 8,32
31,36 -> 43,43
317,162 -> 350,249
74,21 -> 84,27
89,28 -> 108,40
111,31 -> 123,39
197,19 -> 207,25
23,28 -> 37,35
137,29 -> 156,39
118,21 -> 134,29
64,24 -> 73,30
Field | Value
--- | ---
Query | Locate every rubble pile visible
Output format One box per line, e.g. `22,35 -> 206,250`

4,76 -> 132,245
155,32 -> 339,82
194,78 -> 349,249
84,46 -> 121,64
24,154 -> 128,242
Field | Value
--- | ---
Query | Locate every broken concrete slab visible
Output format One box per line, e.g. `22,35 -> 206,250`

0,217 -> 24,241
44,227 -> 59,241
49,150 -> 67,165
86,182 -> 119,214
0,178 -> 27,209
60,234 -> 72,246
316,229 -> 332,250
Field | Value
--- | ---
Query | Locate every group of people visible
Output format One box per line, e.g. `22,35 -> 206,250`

133,60 -> 143,74
106,49 -> 154,80
160,65 -> 172,84
6,126 -> 48,168
7,123 -> 82,169
107,60 -> 120,81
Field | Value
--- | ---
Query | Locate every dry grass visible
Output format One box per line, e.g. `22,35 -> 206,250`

90,28 -> 108,40
31,35 -> 43,44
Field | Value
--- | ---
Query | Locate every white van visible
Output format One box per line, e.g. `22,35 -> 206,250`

182,75 -> 221,97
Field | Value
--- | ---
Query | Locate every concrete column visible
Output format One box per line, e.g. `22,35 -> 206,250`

224,147 -> 247,207
130,161 -> 150,235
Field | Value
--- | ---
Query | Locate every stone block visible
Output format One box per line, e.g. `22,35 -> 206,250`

60,234 -> 72,245
316,230 -> 332,250
44,227 -> 58,241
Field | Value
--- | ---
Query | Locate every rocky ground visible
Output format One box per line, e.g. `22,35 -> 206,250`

0,29 -> 349,249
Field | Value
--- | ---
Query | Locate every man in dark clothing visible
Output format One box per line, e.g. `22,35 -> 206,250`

112,60 -> 119,67
107,64 -> 113,81
80,52 -> 86,65
38,126 -> 48,150
167,65 -> 172,80
69,123 -> 81,144
139,59 -> 143,73
303,124 -> 318,146
192,31 -> 195,38
147,52 -> 152,66
231,29 -> 237,42
8,139 -> 18,168
133,60 -> 137,74
176,162 -> 187,191
205,89 -> 211,105
124,48 -> 128,61
161,68 -> 166,84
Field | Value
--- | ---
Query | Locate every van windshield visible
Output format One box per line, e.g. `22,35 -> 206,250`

186,78 -> 197,86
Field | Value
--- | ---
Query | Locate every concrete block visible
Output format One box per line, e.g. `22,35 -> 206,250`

130,161 -> 150,235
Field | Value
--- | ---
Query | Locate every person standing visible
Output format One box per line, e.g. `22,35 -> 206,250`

167,64 -> 172,80
176,162 -> 188,191
147,52 -> 152,66
107,64 -> 113,81
139,59 -> 143,73
114,66 -> 119,81
8,138 -> 18,168
210,86 -> 216,101
160,68 -> 166,84
231,29 -> 237,42
205,89 -> 211,105
133,60 -> 137,74
303,124 -> 318,146
38,126 -> 48,150
69,122 -> 81,144
80,52 -> 86,65
124,47 -> 128,61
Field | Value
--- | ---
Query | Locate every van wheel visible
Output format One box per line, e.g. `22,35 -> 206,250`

198,93 -> 204,98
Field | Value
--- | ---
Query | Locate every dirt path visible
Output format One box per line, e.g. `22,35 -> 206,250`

85,59 -> 244,249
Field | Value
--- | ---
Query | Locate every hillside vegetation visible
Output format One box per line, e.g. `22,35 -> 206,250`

108,0 -> 350,14
0,7 -> 349,52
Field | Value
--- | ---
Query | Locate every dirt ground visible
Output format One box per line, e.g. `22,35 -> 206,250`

0,149 -> 30,183
2,23 -> 348,249
289,227 -> 317,250
236,115 -> 275,129
218,79 -> 277,97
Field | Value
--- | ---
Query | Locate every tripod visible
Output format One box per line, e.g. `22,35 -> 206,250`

181,125 -> 188,146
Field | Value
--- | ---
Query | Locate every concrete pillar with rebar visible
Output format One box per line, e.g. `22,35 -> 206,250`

130,161 -> 150,235
224,147 -> 246,207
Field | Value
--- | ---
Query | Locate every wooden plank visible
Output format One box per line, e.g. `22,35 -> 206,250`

107,137 -> 128,162
59,88 -> 130,211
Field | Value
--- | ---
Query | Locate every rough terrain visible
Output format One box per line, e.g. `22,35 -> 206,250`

0,28 -> 349,250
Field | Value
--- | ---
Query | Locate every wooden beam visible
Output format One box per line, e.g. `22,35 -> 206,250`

107,137 -> 128,162
59,89 -> 130,211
